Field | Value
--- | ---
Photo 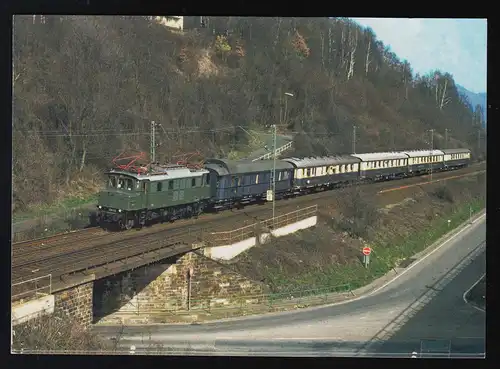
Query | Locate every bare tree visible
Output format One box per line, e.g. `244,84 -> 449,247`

347,28 -> 358,81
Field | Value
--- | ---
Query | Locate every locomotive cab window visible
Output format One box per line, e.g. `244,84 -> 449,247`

168,180 -> 173,190
157,182 -> 162,192
108,176 -> 117,188
191,178 -> 196,187
205,173 -> 210,185
142,182 -> 147,192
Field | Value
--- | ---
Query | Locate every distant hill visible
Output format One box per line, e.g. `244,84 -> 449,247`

12,16 -> 487,212
456,84 -> 487,125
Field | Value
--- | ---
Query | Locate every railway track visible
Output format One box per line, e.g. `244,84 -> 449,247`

11,226 -> 204,283
11,163 -> 485,285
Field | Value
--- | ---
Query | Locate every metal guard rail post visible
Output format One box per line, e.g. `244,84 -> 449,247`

11,274 -> 52,301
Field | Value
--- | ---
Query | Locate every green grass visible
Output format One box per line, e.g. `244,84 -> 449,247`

12,194 -> 97,223
265,196 -> 486,292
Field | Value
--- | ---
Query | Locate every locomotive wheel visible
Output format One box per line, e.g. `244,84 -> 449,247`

125,219 -> 134,230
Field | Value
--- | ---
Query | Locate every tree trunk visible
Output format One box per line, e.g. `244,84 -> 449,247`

79,145 -> 87,172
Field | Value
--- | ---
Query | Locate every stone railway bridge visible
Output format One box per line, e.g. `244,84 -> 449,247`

11,206 -> 318,329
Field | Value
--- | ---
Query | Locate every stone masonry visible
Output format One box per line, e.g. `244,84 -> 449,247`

53,278 -> 94,328
94,251 -> 268,324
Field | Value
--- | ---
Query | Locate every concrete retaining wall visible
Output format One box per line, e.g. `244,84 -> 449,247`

12,295 -> 55,326
204,216 -> 318,261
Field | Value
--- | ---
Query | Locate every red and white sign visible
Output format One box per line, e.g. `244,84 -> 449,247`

362,247 -> 372,256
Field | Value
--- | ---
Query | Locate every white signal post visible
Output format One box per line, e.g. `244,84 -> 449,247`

271,92 -> 294,228
362,247 -> 372,268
272,123 -> 277,227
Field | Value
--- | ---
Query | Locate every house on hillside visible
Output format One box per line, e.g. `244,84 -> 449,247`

148,16 -> 183,31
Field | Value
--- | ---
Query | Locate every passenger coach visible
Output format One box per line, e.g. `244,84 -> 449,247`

441,148 -> 471,169
282,155 -> 361,191
203,158 -> 294,209
401,150 -> 445,174
351,152 -> 408,181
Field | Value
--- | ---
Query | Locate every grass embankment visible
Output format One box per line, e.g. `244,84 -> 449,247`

13,195 -> 97,223
264,197 -> 485,294
12,195 -> 98,243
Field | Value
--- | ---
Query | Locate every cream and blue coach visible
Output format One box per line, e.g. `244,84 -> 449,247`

441,148 -> 471,169
401,149 -> 445,174
351,152 -> 408,180
282,155 -> 362,190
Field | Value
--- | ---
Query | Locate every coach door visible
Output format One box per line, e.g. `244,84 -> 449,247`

359,161 -> 368,179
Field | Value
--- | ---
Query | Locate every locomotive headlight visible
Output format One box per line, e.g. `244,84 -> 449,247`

118,209 -> 122,213
98,206 -> 102,209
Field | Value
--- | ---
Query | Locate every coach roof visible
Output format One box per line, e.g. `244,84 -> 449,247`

351,152 -> 408,161
400,149 -> 445,157
440,148 -> 471,154
282,155 -> 360,168
204,158 -> 293,176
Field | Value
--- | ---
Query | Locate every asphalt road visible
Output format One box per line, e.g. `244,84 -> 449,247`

368,248 -> 485,358
93,214 -> 486,356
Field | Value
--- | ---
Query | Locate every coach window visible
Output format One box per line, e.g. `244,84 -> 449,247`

255,174 -> 259,184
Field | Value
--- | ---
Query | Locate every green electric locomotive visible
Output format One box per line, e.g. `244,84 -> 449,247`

95,163 -> 212,229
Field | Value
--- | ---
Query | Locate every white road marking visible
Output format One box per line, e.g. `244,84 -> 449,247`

463,273 -> 486,313
368,212 -> 486,296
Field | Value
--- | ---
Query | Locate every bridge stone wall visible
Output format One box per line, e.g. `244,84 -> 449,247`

94,251 -> 268,324
52,275 -> 95,328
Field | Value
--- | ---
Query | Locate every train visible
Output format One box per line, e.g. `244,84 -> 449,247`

91,148 -> 471,230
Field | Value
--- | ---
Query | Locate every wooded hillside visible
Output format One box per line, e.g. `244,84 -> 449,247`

12,16 -> 486,212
